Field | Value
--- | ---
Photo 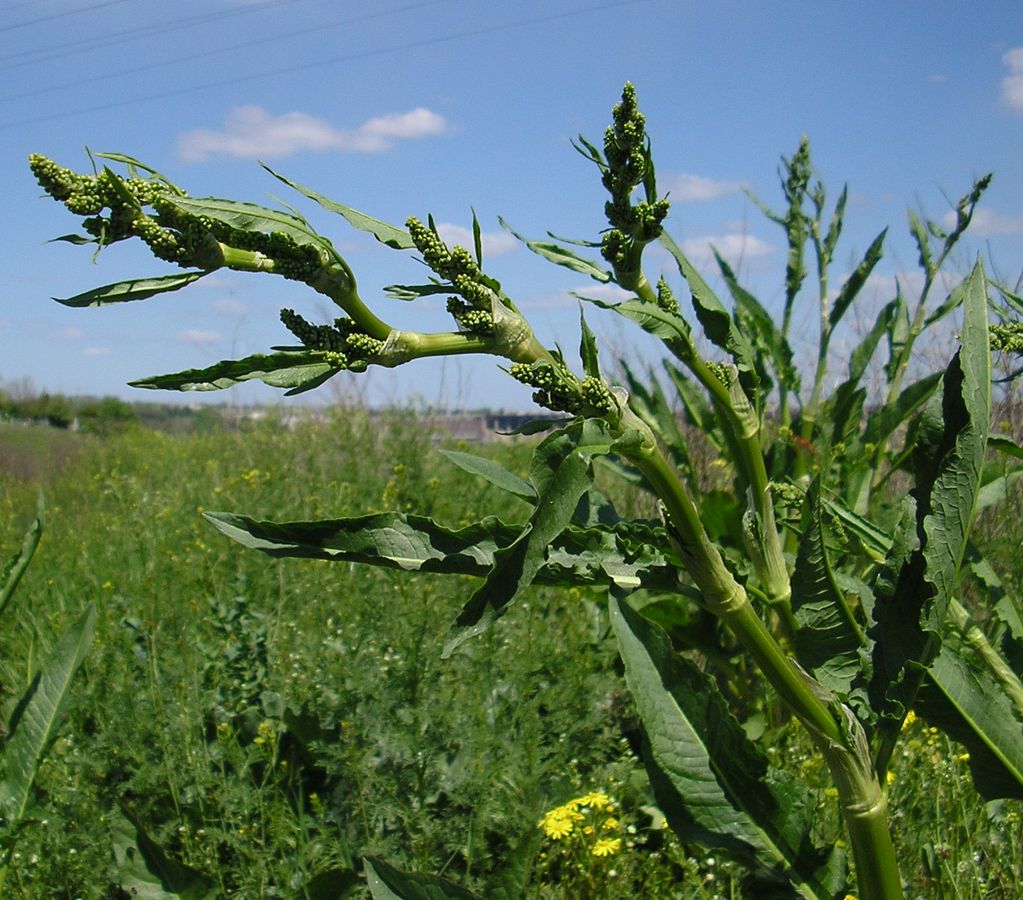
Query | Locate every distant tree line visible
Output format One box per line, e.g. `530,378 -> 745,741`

0,388 -> 138,434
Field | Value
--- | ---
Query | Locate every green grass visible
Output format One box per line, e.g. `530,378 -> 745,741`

0,413 -> 1020,898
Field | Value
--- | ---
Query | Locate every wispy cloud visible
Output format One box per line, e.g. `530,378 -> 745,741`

663,173 -> 744,202
679,233 -> 774,265
435,223 -> 518,257
214,298 -> 248,315
83,346 -> 110,357
178,329 -> 221,344
1001,47 -> 1023,115
178,106 -> 448,162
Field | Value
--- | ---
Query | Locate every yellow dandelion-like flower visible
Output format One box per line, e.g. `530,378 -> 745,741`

539,806 -> 583,839
602,817 -> 619,831
577,791 -> 611,809
592,838 -> 622,857
901,710 -> 917,730
886,771 -> 895,786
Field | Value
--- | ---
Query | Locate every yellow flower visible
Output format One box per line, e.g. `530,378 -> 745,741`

591,838 -> 622,857
602,817 -> 619,831
577,791 -> 611,809
901,710 -> 917,730
539,805 -> 583,839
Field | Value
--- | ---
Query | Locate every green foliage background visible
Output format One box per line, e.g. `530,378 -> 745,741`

0,413 -> 1020,897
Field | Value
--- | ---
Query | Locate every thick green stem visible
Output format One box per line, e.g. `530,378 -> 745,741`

949,598 -> 1023,717
624,432 -> 903,899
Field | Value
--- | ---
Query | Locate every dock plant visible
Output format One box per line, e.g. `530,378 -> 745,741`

28,84 -> 1023,898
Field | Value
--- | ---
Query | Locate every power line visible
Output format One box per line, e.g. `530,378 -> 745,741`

0,0 -> 135,35
0,0 -> 308,69
3,0 -> 653,131
0,0 -> 445,101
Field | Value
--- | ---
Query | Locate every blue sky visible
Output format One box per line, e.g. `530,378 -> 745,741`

3,0 -> 1022,411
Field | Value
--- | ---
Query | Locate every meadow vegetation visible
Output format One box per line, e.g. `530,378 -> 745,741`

0,413 -> 1020,897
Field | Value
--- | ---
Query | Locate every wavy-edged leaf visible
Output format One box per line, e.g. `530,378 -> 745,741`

919,644 -> 1023,800
791,479 -> 867,699
0,499 -> 42,618
828,229 -> 886,330
659,232 -> 757,381
364,856 -> 481,900
130,351 -> 338,394
990,435 -> 1023,460
610,595 -> 842,898
110,809 -> 216,899
920,261 -> 990,631
55,272 -> 207,308
444,420 -> 612,655
263,165 -> 414,250
439,449 -> 535,502
94,151 -> 185,192
0,603 -> 97,824
498,217 -> 612,283
203,510 -> 678,594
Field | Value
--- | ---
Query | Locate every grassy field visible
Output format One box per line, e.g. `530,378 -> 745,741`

0,414 -> 1020,898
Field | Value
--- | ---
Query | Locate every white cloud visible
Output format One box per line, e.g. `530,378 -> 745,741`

941,206 -> 1023,237
178,106 -> 448,162
83,346 -> 110,357
178,329 -> 221,344
214,298 -> 248,315
435,223 -> 518,257
663,173 -> 743,202
680,233 -> 774,265
1001,46 -> 1023,115
58,326 -> 84,340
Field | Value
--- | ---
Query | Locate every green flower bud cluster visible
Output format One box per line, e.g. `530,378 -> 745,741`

30,154 -> 171,250
508,360 -> 618,418
153,199 -> 327,280
595,85 -> 670,276
280,308 -> 383,371
991,323 -> 1023,355
406,216 -> 498,335
655,276 -> 680,315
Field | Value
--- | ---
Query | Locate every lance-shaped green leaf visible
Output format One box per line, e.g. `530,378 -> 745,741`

790,479 -> 867,700
203,510 -> 679,593
55,272 -> 208,308
130,351 -> 339,394
714,249 -> 797,392
384,282 -> 450,301
884,288 -> 910,385
923,274 -> 969,329
263,165 -> 415,250
444,421 -> 611,655
364,857 -> 481,900
0,499 -> 42,618
828,229 -> 886,330
863,371 -> 943,449
578,306 -> 601,378
498,217 -> 613,283
918,644 -> 1023,800
0,603 -> 97,824
848,296 -> 896,386
659,232 -> 757,381
438,449 -> 536,502
609,595 -> 842,898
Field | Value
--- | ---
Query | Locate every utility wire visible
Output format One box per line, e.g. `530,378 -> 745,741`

3,0 -> 653,131
0,0 -> 308,69
0,0 -> 135,35
0,0 -> 444,101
